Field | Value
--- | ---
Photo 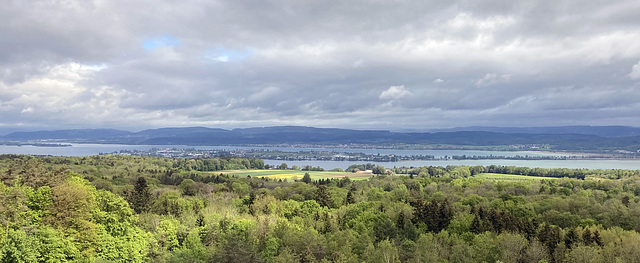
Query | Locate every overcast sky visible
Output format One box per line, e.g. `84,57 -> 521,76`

2,0 -> 640,132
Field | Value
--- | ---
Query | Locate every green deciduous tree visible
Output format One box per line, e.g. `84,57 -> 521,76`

35,226 -> 80,263
0,229 -> 40,262
49,176 -> 100,258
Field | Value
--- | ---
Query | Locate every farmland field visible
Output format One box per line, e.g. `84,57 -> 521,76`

221,169 -> 374,181
474,172 -> 559,181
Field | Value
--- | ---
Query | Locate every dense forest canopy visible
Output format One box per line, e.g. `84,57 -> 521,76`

1,154 -> 640,262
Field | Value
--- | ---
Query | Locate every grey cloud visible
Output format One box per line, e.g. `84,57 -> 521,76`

1,0 -> 640,130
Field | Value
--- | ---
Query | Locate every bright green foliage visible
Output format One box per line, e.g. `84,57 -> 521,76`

262,236 -> 280,259
93,191 -> 149,263
0,229 -> 40,262
35,226 -> 80,263
165,229 -> 208,263
24,186 -> 52,225
50,176 -> 100,258
4,155 -> 640,262
156,219 -> 180,252
0,169 -> 151,262
93,190 -> 137,236
298,200 -> 322,218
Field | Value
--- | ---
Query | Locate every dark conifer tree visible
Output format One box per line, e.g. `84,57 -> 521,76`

593,230 -> 603,246
539,224 -> 562,255
128,177 -> 151,213
471,214 -> 483,234
397,212 -> 406,230
345,185 -> 356,205
316,185 -> 333,208
582,228 -> 593,245
196,214 -> 205,227
565,228 -> 578,249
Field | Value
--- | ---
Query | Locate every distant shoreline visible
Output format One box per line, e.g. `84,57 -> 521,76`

522,150 -> 640,160
2,142 -> 640,161
0,143 -> 72,147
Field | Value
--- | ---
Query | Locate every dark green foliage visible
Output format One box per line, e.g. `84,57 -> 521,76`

582,228 -> 593,245
178,179 -> 198,196
345,184 -> 356,205
315,185 -> 333,208
372,165 -> 386,175
539,224 -> 562,255
411,200 -> 453,233
126,177 -> 151,213
346,163 -> 376,172
302,173 -> 312,184
301,165 -> 324,171
564,227 -> 578,249
593,230 -> 603,246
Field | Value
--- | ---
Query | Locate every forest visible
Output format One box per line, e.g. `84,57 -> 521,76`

2,154 -> 640,262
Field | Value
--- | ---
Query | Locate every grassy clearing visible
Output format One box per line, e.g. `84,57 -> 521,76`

221,169 -> 373,181
474,173 -> 559,181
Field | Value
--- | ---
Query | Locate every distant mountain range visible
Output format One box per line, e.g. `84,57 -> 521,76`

429,125 -> 640,138
2,125 -> 640,152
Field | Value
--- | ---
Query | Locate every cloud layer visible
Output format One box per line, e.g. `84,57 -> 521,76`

2,0 -> 640,131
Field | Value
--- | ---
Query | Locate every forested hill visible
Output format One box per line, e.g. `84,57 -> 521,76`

3,155 -> 640,262
3,126 -> 640,151
430,125 -> 640,138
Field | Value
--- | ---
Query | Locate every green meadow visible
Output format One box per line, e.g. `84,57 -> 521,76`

221,169 -> 373,181
222,170 -> 561,181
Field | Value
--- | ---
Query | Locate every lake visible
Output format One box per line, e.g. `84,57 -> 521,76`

1,144 -> 640,170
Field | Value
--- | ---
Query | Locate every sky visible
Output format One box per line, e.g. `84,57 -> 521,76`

1,0 -> 640,132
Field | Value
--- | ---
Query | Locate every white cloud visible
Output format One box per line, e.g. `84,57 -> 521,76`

380,85 -> 411,100
630,61 -> 640,80
215,56 -> 229,62
475,73 -> 511,87
434,78 -> 444,83
352,59 -> 364,68
447,12 -> 516,31
248,86 -> 281,102
21,107 -> 33,113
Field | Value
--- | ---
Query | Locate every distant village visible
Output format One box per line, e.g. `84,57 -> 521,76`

107,148 -> 587,162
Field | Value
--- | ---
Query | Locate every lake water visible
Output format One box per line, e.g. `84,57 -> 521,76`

1,144 -> 640,170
